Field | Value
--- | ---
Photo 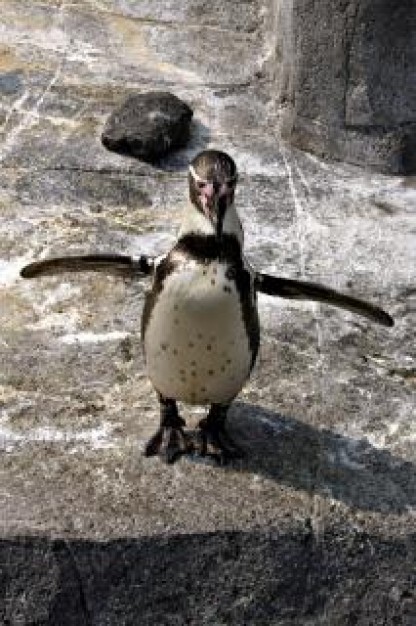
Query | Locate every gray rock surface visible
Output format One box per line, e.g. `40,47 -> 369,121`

273,0 -> 416,173
0,0 -> 415,624
101,92 -> 193,161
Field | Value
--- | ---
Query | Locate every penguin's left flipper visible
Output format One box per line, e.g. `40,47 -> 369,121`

20,254 -> 154,279
255,273 -> 394,328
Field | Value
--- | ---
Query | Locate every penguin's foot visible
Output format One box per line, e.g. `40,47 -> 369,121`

144,396 -> 192,464
197,405 -> 244,465
144,423 -> 192,464
197,419 -> 243,464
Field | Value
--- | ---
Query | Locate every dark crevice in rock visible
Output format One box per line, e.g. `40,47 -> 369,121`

345,121 -> 416,132
343,0 -> 361,128
52,540 -> 92,626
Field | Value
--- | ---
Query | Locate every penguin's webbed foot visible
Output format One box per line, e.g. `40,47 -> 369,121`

197,406 -> 244,465
144,422 -> 192,464
145,397 -> 193,464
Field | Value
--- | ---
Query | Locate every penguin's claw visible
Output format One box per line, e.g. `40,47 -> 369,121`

144,427 -> 192,464
197,421 -> 244,465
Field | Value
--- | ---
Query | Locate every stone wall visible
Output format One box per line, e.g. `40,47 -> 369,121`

272,0 -> 416,173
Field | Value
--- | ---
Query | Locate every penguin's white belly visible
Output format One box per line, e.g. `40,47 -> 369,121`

144,262 -> 252,404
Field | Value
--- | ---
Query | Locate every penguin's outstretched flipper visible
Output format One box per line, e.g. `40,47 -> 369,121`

21,254 -> 154,279
255,273 -> 394,328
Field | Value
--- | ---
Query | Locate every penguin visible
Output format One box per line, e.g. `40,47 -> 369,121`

21,149 -> 394,464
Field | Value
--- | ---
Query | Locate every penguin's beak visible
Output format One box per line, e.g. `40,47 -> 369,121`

201,183 -> 217,214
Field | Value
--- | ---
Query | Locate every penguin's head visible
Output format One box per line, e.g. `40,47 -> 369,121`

188,150 -> 238,238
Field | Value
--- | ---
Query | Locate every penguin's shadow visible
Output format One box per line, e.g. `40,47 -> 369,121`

223,402 -> 415,515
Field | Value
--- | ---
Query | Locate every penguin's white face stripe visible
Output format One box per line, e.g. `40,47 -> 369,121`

188,165 -> 237,188
188,164 -> 205,184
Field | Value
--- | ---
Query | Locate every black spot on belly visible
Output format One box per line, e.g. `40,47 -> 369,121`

206,344 -> 212,351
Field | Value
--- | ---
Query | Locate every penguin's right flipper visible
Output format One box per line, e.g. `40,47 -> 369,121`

255,273 -> 394,328
20,254 -> 154,279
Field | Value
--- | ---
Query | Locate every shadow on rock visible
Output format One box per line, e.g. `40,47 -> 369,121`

153,118 -> 211,172
227,402 -> 416,515
1,529 -> 414,625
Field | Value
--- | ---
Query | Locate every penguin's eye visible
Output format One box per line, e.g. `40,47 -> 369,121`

197,181 -> 207,189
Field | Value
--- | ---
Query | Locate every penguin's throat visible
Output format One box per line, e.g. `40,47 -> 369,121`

179,202 -> 243,246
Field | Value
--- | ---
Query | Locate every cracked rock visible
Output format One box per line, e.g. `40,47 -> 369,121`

101,92 -> 193,162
